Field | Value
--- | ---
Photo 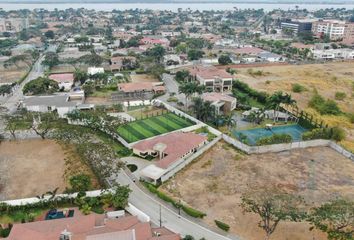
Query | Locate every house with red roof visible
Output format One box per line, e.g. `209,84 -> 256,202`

49,73 -> 74,91
187,65 -> 234,93
133,132 -> 207,184
6,212 -> 180,240
201,92 -> 237,114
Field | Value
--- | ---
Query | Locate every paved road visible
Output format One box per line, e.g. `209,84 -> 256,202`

113,170 -> 242,240
1,45 -> 57,113
159,73 -> 185,105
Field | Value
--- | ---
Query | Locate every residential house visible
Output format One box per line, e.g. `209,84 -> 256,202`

135,132 -> 207,184
49,73 -> 74,91
112,82 -> 165,103
312,48 -> 354,60
22,90 -> 93,118
258,52 -> 284,62
187,65 -> 234,92
7,212 -> 180,240
201,92 -> 237,114
110,56 -> 137,71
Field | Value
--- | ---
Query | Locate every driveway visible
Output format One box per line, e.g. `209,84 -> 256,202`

121,156 -> 151,179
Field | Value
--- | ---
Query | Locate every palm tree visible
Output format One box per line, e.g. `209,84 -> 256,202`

267,91 -> 296,122
179,82 -> 204,111
224,114 -> 237,131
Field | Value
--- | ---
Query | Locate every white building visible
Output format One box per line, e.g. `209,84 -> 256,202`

87,67 -> 104,75
312,48 -> 354,60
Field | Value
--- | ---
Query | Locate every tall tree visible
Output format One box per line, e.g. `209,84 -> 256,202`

240,189 -> 305,240
309,199 -> 354,240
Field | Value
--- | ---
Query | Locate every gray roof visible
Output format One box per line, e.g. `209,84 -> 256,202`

258,52 -> 281,59
23,95 -> 77,108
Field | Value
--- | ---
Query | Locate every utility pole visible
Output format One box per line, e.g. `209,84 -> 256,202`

159,204 -> 162,227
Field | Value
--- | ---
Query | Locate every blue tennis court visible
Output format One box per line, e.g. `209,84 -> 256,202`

233,124 -> 307,146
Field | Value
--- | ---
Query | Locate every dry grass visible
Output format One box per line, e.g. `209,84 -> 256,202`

0,139 -> 99,200
130,74 -> 158,83
161,141 -> 354,240
0,63 -> 29,84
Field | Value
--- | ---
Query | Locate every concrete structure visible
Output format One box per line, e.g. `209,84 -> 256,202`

7,212 -> 180,240
0,18 -> 29,32
49,73 -> 74,91
312,48 -> 354,60
112,82 -> 165,103
110,56 -> 137,71
88,67 -> 105,75
312,20 -> 348,41
22,91 -> 93,118
258,52 -> 283,62
187,65 -> 234,92
134,132 -> 207,184
201,92 -> 237,114
281,19 -> 313,35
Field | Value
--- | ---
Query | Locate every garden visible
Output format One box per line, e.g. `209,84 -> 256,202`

117,112 -> 195,143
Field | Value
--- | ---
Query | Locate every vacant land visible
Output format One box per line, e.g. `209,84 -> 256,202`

161,141 -> 354,240
0,64 -> 29,84
0,139 -> 98,200
117,112 -> 194,143
236,62 -> 354,151
130,74 -> 158,83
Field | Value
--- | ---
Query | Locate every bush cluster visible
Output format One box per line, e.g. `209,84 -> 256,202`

142,182 -> 206,218
256,133 -> 292,146
233,80 -> 268,105
292,83 -> 306,93
309,94 -> 341,115
214,220 -> 230,231
302,127 -> 346,142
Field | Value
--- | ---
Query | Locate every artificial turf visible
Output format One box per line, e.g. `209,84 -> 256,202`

117,112 -> 194,143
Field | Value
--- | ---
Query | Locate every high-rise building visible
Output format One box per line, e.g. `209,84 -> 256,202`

0,18 -> 29,33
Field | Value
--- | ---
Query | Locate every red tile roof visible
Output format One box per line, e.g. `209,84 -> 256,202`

118,82 -> 164,93
202,92 -> 236,103
49,73 -> 74,83
232,47 -> 264,55
8,214 -> 180,240
187,66 -> 233,79
133,132 -> 207,169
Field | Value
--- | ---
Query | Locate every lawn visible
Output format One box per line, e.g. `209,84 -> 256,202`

117,112 -> 194,143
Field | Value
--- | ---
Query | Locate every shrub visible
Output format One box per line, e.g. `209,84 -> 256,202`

331,127 -> 346,142
334,92 -> 346,100
302,127 -> 346,142
214,220 -> 230,231
256,133 -> 292,146
309,94 -> 341,115
292,83 -> 306,93
181,205 -> 206,218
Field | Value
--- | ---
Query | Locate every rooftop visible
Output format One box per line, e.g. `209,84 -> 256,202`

187,66 -> 233,79
7,213 -> 180,240
201,92 -> 236,103
49,73 -> 74,83
118,82 -> 164,93
133,132 -> 207,169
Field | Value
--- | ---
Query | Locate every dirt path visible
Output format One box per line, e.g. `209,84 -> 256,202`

161,141 -> 354,240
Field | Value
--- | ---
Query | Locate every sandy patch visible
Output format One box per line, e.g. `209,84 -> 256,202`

130,74 -> 158,83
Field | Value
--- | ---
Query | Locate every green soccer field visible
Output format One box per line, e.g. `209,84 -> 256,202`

117,112 -> 195,143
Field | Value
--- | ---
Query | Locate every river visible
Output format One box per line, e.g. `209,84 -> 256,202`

0,3 -> 354,11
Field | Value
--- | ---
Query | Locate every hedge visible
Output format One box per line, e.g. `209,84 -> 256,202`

142,181 -> 206,218
214,220 -> 230,231
182,205 -> 206,218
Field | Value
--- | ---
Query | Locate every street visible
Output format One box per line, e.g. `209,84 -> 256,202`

114,171 -> 242,240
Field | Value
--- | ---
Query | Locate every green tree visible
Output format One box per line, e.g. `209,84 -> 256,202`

241,190 -> 305,240
69,174 -> 92,193
77,54 -> 104,66
44,30 -> 55,39
218,55 -> 232,65
175,70 -> 190,83
74,69 -> 88,84
111,185 -> 131,209
42,52 -> 59,69
146,44 -> 165,63
187,49 -> 204,61
308,199 -> 354,240
179,82 -> 204,110
23,77 -> 59,95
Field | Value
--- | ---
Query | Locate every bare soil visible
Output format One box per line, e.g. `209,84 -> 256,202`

130,74 -> 158,83
0,139 -> 98,200
161,141 -> 354,240
0,64 -> 29,84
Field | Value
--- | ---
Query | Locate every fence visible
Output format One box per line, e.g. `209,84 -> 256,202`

223,134 -> 354,161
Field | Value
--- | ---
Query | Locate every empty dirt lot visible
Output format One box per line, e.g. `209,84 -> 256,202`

0,139 -> 98,201
130,74 -> 158,83
161,141 -> 354,240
